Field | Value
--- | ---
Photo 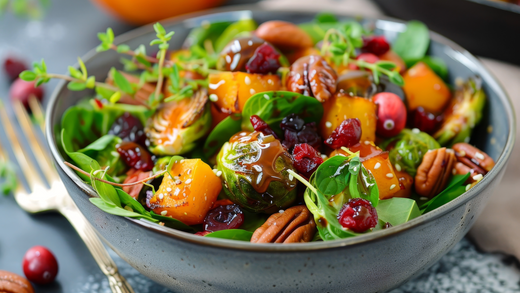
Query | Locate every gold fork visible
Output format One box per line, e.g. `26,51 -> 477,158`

0,97 -> 134,293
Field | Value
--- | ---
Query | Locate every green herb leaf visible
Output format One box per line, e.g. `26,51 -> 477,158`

67,81 -> 87,91
315,12 -> 338,23
376,197 -> 421,226
204,229 -> 253,241
90,198 -> 157,222
214,18 -> 257,53
111,68 -> 135,94
393,21 -> 430,62
116,44 -> 130,53
421,173 -> 471,213
19,70 -> 36,81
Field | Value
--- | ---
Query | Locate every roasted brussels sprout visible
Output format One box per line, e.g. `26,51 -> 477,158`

146,89 -> 211,155
217,131 -> 297,213
433,77 -> 486,146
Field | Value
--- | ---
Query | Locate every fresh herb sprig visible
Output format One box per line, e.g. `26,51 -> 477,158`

0,159 -> 17,195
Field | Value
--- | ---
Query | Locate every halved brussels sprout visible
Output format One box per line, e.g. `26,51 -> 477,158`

217,131 -> 297,213
146,89 -> 211,155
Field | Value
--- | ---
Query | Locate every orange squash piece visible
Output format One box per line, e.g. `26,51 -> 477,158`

235,72 -> 281,111
403,62 -> 451,114
320,93 -> 377,142
149,159 -> 221,225
209,72 -> 239,113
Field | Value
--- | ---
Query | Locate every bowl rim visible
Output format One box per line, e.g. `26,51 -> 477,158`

46,5 -> 516,252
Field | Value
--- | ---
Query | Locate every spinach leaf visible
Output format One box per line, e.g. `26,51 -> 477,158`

241,210 -> 269,232
183,21 -> 232,49
203,114 -> 242,158
315,155 -> 349,196
214,19 -> 257,53
376,197 -> 421,226
116,188 -> 150,215
90,198 -> 157,222
406,56 -> 448,80
315,12 -> 338,23
78,134 -> 126,177
393,21 -> 430,63
241,91 -> 323,136
204,229 -> 253,241
149,211 -> 197,232
421,173 -> 470,214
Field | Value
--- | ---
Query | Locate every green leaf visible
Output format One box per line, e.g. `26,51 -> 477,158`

421,173 -> 471,213
241,210 -> 269,232
393,20 -> 430,62
116,188 -> 150,216
153,22 -> 166,36
68,66 -> 82,79
214,18 -> 257,53
203,114 -> 242,158
204,229 -> 253,241
67,81 -> 87,91
375,60 -> 397,71
109,91 -> 121,104
315,12 -> 338,23
376,197 -> 421,226
315,156 -> 349,196
0,159 -> 17,195
90,198 -> 157,222
96,86 -> 116,100
116,44 -> 130,53
407,56 -> 449,80
184,21 -> 232,49
149,211 -> 197,232
77,57 -> 88,80
389,71 -> 405,87
19,70 -> 36,81
86,76 -> 96,89
111,68 -> 134,94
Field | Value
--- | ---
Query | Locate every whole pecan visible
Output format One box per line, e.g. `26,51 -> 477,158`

251,205 -> 316,243
255,21 -> 313,51
415,147 -> 457,198
452,142 -> 495,183
0,270 -> 34,293
287,55 -> 337,102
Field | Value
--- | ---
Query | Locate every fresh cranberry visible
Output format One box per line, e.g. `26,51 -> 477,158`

9,78 -> 44,108
408,107 -> 443,134
373,92 -> 407,138
204,204 -> 244,232
280,114 -> 321,150
245,43 -> 281,74
338,198 -> 378,233
349,53 -> 380,70
22,246 -> 58,285
3,57 -> 28,81
250,115 -> 278,138
292,143 -> 323,178
362,36 -> 390,56
324,118 -> 362,149
109,112 -> 147,146
116,141 -> 154,171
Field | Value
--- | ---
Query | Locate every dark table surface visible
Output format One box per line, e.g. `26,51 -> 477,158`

1,0 -> 520,292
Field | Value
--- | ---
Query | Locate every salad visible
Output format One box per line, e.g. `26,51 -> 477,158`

20,14 -> 495,243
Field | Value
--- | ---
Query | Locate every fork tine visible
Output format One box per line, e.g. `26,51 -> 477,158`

28,96 -> 45,133
13,100 -> 59,183
0,102 -> 43,192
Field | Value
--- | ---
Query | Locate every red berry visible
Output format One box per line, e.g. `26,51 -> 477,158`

280,114 -> 321,150
373,92 -> 407,138
362,36 -> 390,56
338,198 -> 378,233
116,141 -> 154,171
3,57 -> 28,81
408,107 -> 443,134
204,204 -> 244,232
9,78 -> 44,108
250,115 -> 278,138
109,112 -> 147,146
292,143 -> 323,178
245,43 -> 281,74
324,118 -> 362,149
22,246 -> 58,285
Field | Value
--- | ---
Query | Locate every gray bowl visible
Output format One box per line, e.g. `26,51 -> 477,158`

45,6 -> 515,293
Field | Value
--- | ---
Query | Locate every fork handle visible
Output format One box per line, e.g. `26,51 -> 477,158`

59,204 -> 134,293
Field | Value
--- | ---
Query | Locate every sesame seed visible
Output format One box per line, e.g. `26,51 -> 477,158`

187,169 -> 192,175
279,210 -> 284,214
386,173 -> 394,178
353,167 -> 358,172
325,121 -> 332,128
452,168 -> 457,175
264,94 -> 270,100
459,150 -> 466,157
250,88 -> 256,95
180,160 -> 185,163
185,179 -> 192,184
364,141 -> 370,145
216,171 -> 222,177
395,164 -> 401,172
166,187 -> 172,192
161,211 -> 167,216
390,184 -> 396,190
374,162 -> 381,170
209,94 -> 218,102
412,128 -> 420,134
244,76 -> 251,85
158,193 -> 164,200
288,173 -> 294,181
473,174 -> 483,181
174,188 -> 180,196
475,152 -> 485,160
420,197 -> 428,201
267,79 -> 274,85
212,169 -> 218,175
184,212 -> 188,216
321,154 -> 327,160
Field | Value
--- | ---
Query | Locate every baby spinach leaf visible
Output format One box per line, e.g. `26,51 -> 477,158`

91,169 -> 121,207
214,19 -> 257,53
203,114 -> 242,158
421,173 -> 470,214
241,91 -> 323,136
149,211 -> 197,232
315,155 -> 349,196
90,198 -> 157,222
78,134 -> 126,177
393,21 -> 430,63
116,188 -> 149,216
241,210 -> 269,232
204,229 -> 253,241
376,197 -> 421,226
184,21 -> 232,49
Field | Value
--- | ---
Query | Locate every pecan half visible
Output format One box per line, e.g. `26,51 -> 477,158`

251,205 -> 316,243
452,143 -> 495,183
415,148 -> 457,198
0,270 -> 34,293
287,55 -> 337,102
255,21 -> 313,51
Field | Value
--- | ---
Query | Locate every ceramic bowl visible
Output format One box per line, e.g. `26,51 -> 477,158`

46,7 -> 515,293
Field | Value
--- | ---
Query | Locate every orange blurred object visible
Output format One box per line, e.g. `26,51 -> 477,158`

91,0 -> 226,25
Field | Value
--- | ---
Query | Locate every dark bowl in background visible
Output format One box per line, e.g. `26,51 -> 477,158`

45,6 -> 515,293
374,0 -> 520,66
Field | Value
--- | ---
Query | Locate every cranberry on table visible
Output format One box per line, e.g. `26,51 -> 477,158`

9,78 -> 44,108
324,118 -> 362,149
362,36 -> 390,56
109,112 -> 147,146
3,56 -> 28,81
280,114 -> 321,150
204,204 -> 244,232
373,92 -> 407,138
408,107 -> 443,134
22,246 -> 58,285
250,115 -> 278,138
116,141 -> 154,171
245,43 -> 282,74
338,198 -> 378,233
292,143 -> 323,178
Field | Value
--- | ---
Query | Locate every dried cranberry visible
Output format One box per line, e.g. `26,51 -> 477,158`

109,112 -> 147,146
280,114 -> 321,150
117,141 -> 154,171
324,118 -> 362,149
3,56 -> 27,81
349,53 -> 380,70
23,246 -> 59,285
362,36 -> 390,56
338,198 -> 378,233
250,115 -> 278,138
195,231 -> 211,236
9,78 -> 44,109
408,107 -> 443,134
373,92 -> 407,138
245,43 -> 281,74
204,204 -> 244,232
292,143 -> 323,178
